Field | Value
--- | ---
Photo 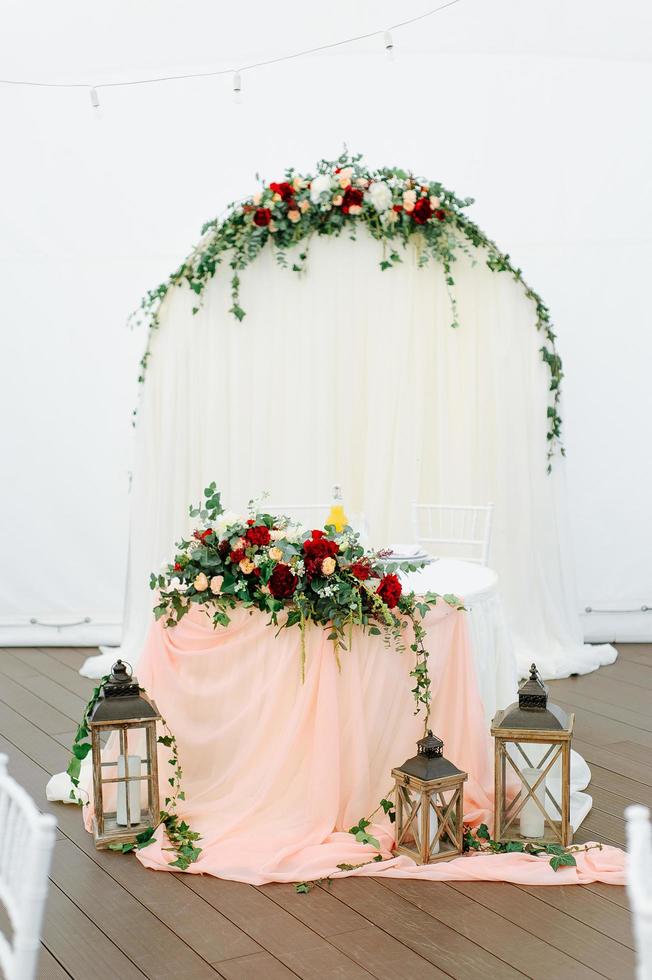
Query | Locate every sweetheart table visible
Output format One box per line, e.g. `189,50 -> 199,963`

63,595 -> 623,887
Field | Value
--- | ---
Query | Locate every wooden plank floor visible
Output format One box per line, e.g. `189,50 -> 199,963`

0,644 -> 646,980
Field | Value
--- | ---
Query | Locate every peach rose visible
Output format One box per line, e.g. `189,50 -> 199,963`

430,195 -> 441,209
239,558 -> 255,574
194,573 -> 209,591
288,209 -> 301,223
348,205 -> 362,216
210,575 -> 223,595
321,556 -> 337,576
269,547 -> 283,561
403,189 -> 417,213
332,194 -> 343,207
299,199 -> 310,213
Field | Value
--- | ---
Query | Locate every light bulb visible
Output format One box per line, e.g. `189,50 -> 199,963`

233,71 -> 242,104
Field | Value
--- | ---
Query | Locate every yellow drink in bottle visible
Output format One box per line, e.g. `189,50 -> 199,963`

326,484 -> 348,532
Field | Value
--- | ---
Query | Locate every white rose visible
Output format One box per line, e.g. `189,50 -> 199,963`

310,173 -> 333,204
214,510 -> 244,537
193,573 -> 209,592
367,181 -> 393,213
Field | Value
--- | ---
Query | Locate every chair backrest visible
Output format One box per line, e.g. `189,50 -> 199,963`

0,754 -> 57,980
412,503 -> 494,565
626,805 -> 652,980
266,503 -> 330,530
266,503 -> 369,541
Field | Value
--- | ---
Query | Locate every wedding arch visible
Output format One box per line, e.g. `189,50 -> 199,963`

85,153 -> 614,682
135,152 -> 563,466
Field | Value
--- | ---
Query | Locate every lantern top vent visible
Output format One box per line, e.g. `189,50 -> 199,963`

89,660 -> 160,724
395,730 -> 466,782
492,664 -> 570,732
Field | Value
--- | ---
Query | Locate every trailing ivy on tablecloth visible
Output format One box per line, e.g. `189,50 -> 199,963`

132,152 -> 563,467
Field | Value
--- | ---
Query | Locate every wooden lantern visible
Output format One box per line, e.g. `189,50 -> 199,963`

88,660 -> 161,849
391,730 -> 468,863
491,663 -> 574,846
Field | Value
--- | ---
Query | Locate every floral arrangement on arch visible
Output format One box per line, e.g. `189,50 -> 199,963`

136,152 -> 563,466
151,484 -> 463,721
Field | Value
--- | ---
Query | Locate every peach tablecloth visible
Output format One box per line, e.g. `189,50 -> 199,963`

96,602 -> 624,886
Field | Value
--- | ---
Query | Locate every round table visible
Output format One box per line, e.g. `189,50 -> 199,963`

400,558 -> 518,725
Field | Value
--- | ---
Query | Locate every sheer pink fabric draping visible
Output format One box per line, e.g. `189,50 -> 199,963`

88,603 -> 624,886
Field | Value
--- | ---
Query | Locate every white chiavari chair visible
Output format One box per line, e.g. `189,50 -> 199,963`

0,754 -> 57,980
412,503 -> 494,565
626,804 -> 652,980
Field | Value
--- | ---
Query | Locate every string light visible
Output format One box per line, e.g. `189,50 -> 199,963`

0,0 -> 460,111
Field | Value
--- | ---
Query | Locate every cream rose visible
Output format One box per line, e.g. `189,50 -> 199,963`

367,181 -> 393,213
299,199 -> 310,213
210,575 -> 223,595
239,558 -> 255,575
194,572 -> 209,592
310,173 -> 332,203
321,556 -> 337,576
269,529 -> 285,541
332,194 -> 343,207
403,189 -> 417,213
430,195 -> 441,209
269,547 -> 283,561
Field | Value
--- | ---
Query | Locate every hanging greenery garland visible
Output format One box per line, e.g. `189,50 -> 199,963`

134,151 -> 563,467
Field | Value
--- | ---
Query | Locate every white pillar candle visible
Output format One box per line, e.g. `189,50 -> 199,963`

520,766 -> 545,838
117,754 -> 141,826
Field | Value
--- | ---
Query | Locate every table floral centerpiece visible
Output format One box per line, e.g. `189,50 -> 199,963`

151,483 -> 463,720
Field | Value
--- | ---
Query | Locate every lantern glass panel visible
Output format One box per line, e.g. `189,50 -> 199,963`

501,739 -> 565,842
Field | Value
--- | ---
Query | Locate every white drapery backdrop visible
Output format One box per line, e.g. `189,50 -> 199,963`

84,230 -> 615,680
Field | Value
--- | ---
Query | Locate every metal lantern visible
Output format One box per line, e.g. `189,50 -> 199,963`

88,660 -> 161,849
491,663 -> 574,846
391,730 -> 468,863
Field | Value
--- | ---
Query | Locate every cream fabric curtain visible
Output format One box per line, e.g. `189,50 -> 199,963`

85,231 -> 614,679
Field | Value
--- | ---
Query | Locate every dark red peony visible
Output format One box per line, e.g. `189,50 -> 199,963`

377,573 -> 402,609
269,181 -> 295,202
268,562 -> 298,599
350,561 -> 372,581
253,207 -> 272,227
303,529 -> 340,580
218,539 -> 230,558
229,548 -> 245,563
341,187 -> 364,214
412,197 -> 433,225
434,208 -> 447,222
246,525 -> 271,547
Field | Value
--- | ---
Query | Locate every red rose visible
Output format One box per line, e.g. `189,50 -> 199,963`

253,207 -> 272,227
218,539 -> 230,558
269,181 -> 294,202
434,208 -> 447,222
392,204 -> 403,212
174,562 -> 183,572
302,529 -> 339,580
247,519 -> 255,526
193,528 -> 212,542
341,187 -> 364,214
246,525 -> 271,547
350,561 -> 372,581
377,573 -> 402,609
412,197 -> 433,225
268,563 -> 298,599
229,548 -> 245,563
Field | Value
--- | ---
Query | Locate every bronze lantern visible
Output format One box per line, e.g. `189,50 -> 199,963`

491,663 -> 574,846
88,660 -> 161,849
391,730 -> 468,863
